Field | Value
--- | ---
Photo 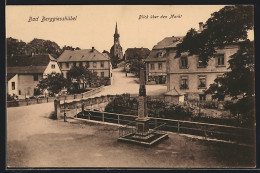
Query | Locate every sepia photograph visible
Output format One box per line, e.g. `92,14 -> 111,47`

6,4 -> 255,168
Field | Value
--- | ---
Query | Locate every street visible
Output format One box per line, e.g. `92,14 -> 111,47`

6,68 -> 255,168
93,67 -> 167,96
7,103 -> 255,168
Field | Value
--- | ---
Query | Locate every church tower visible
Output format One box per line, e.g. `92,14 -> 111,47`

110,22 -> 123,60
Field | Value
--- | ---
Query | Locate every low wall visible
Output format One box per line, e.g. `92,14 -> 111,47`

54,95 -> 117,119
7,85 -> 105,108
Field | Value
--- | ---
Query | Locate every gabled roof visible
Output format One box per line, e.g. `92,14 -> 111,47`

57,49 -> 110,62
7,54 -> 56,67
145,49 -> 167,61
164,87 -> 185,96
7,73 -> 16,81
7,66 -> 47,74
153,36 -> 183,49
145,36 -> 183,62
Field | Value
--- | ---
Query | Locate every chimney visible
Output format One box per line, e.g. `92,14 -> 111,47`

199,22 -> 203,31
91,47 -> 94,52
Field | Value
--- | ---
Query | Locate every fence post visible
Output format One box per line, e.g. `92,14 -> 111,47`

204,124 -> 207,139
177,121 -> 180,133
54,99 -> 61,119
155,119 -> 157,128
102,113 -> 104,122
81,103 -> 84,118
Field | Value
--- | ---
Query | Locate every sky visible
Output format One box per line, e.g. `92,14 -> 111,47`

6,5 -> 254,52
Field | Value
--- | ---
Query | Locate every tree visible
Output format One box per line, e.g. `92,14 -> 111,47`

176,5 -> 254,117
37,73 -> 70,95
6,37 -> 26,57
67,66 -> 98,89
62,45 -> 81,51
26,38 -> 62,57
111,55 -> 120,68
129,59 -> 145,77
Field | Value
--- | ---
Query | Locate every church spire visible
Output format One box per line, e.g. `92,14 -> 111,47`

115,22 -> 118,35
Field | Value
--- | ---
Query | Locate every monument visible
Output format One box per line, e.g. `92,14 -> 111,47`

136,68 -> 149,134
118,68 -> 168,146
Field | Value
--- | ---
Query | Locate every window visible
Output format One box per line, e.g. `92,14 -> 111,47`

66,62 -> 69,68
198,76 -> 206,88
180,76 -> 189,89
51,64 -> 55,69
86,62 -> 89,68
73,62 -> 76,67
180,57 -> 188,68
19,90 -> 21,95
101,72 -> 104,77
12,82 -> 15,90
150,63 -> 155,70
33,74 -> 38,81
198,57 -> 207,68
158,52 -> 164,57
101,61 -> 104,68
93,62 -> 97,68
158,63 -> 162,70
216,54 -> 225,66
60,63 -> 62,69
199,94 -> 206,101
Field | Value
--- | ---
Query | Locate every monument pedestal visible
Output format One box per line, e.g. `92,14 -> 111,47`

118,67 -> 168,146
136,118 -> 150,135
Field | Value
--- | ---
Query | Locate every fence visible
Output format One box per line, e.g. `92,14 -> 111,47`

7,86 -> 104,108
70,109 -> 254,146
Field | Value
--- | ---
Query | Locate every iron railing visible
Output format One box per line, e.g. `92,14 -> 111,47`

72,110 -> 254,146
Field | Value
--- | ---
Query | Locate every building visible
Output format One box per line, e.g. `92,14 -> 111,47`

165,22 -> 240,102
145,36 -> 182,84
7,54 -> 61,99
110,23 -> 123,60
166,45 -> 239,102
57,47 -> 112,86
124,47 -> 150,61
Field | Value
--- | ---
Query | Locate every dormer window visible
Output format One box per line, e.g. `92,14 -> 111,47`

158,52 -> 164,57
51,64 -> 55,69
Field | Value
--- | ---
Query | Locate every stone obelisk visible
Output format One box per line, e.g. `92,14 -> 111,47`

136,68 -> 149,134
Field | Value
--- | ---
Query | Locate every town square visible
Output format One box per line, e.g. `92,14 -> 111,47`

6,5 -> 255,168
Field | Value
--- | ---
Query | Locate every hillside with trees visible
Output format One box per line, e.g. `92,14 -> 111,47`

6,37 -> 80,59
